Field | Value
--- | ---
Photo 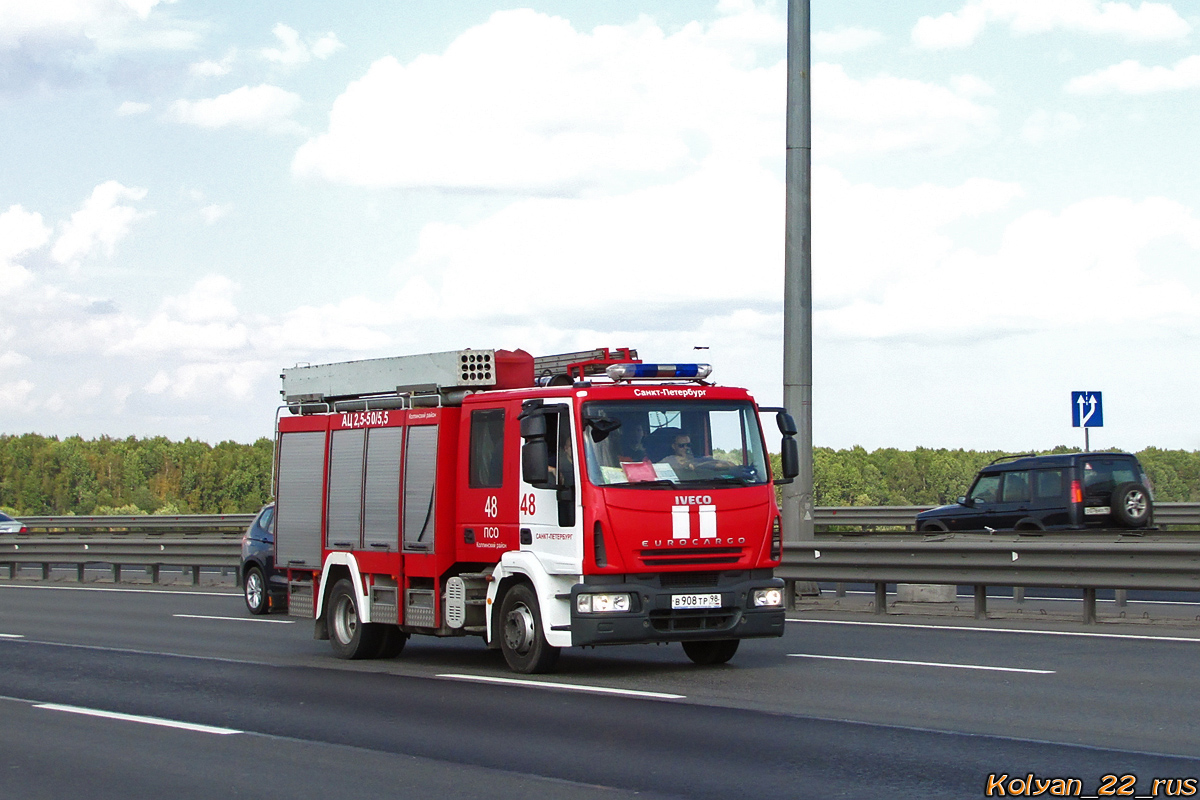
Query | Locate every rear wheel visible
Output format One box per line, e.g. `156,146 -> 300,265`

499,584 -> 560,674
328,579 -> 382,659
243,566 -> 268,615
1111,482 -> 1151,528
682,639 -> 739,665
374,627 -> 409,659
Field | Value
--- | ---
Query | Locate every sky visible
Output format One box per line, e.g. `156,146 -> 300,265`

1,0 -> 1198,453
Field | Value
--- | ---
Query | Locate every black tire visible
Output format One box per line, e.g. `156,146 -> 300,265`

498,584 -> 560,674
328,578 -> 382,659
1111,482 -> 1152,528
682,639 -> 740,666
243,566 -> 269,615
918,521 -> 948,533
374,627 -> 409,659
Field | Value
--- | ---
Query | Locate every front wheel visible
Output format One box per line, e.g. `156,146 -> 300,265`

498,584 -> 560,674
682,639 -> 739,666
328,579 -> 382,659
243,566 -> 268,615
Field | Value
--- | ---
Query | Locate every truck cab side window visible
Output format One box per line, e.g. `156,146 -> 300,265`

469,408 -> 505,489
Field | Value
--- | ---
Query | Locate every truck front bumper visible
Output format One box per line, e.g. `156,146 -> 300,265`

569,575 -> 786,647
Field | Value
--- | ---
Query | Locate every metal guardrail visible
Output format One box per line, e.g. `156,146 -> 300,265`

2,514 -> 251,584
3,508 -> 1200,620
813,503 -> 1200,530
18,514 -> 255,532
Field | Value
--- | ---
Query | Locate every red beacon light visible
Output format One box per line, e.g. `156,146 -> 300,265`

605,363 -> 712,382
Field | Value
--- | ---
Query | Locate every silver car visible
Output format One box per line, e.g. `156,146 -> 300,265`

0,511 -> 27,534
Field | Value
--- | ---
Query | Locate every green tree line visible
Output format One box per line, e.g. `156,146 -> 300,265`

0,434 -> 273,516
1,433 -> 1196,516
801,445 -> 1200,506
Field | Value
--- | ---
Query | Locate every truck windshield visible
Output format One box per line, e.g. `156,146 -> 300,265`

581,400 -> 770,488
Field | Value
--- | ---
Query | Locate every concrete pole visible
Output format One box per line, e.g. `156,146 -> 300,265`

782,0 -> 814,542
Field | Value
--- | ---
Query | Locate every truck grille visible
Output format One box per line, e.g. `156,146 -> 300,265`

637,547 -> 744,568
648,608 -> 739,634
658,571 -> 721,588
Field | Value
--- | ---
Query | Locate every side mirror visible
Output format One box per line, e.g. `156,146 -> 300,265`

519,413 -> 546,439
779,437 -> 799,482
522,439 -> 550,487
583,412 -> 621,443
556,485 -> 576,527
957,496 -> 971,507
776,412 -> 798,437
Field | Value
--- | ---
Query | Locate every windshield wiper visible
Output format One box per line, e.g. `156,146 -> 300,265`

619,479 -> 677,489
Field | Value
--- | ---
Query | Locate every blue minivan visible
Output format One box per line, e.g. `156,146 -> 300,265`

916,452 -> 1153,532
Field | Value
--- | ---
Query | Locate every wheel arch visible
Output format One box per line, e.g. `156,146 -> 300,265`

316,554 -> 364,621
486,552 -> 575,649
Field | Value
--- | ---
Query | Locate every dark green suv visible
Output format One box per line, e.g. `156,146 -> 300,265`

916,452 -> 1153,532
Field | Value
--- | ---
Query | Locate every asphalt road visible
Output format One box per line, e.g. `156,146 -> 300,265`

2,581 -> 1199,799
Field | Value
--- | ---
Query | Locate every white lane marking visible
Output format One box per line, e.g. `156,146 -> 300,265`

788,618 -> 1200,643
822,588 -> 1200,607
438,673 -> 685,700
35,703 -> 242,735
0,584 -> 238,598
0,633 -> 24,639
174,614 -> 294,624
788,653 -> 1055,674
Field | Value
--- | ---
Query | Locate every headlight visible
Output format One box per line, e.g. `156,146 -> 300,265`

752,588 -> 783,607
576,593 -> 632,613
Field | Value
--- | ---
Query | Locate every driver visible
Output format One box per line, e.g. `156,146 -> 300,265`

660,433 -> 697,474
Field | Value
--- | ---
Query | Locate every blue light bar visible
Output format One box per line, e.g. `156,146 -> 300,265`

605,363 -> 712,381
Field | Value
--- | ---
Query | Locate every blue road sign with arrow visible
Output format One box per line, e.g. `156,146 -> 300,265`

1071,391 -> 1103,428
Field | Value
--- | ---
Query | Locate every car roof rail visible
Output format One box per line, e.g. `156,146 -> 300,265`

986,452 -> 1037,466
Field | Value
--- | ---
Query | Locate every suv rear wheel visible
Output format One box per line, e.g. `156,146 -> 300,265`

243,566 -> 268,615
1111,482 -> 1151,528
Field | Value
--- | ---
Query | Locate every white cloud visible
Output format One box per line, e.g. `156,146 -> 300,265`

0,0 -> 198,52
1066,55 -> 1200,95
51,181 -> 148,266
0,379 -> 34,412
144,361 -> 265,400
190,51 -> 236,77
0,206 -> 50,259
292,7 -> 782,193
1021,109 -> 1082,143
0,350 -> 30,368
814,64 -> 997,156
261,23 -> 343,65
913,0 -> 1190,49
0,0 -> 159,45
815,185 -> 1200,343
813,27 -> 884,54
813,167 -> 1024,310
160,274 -> 239,323
200,204 -> 230,225
393,158 -> 783,322
169,84 -> 303,132
116,100 -> 150,116
950,74 -> 995,97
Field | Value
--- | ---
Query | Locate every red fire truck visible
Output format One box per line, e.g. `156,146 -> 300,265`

273,347 -> 798,673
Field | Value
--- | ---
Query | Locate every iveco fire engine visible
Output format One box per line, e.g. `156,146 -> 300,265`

272,347 -> 799,673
